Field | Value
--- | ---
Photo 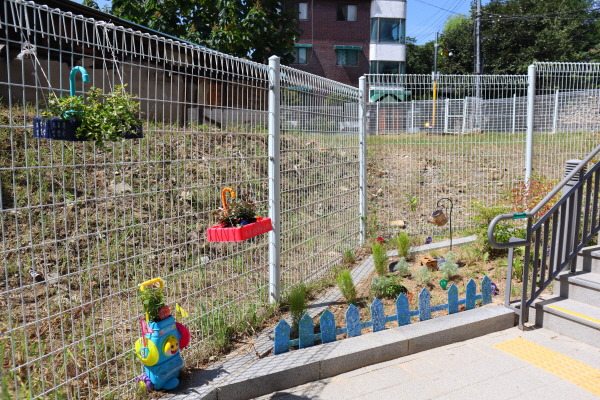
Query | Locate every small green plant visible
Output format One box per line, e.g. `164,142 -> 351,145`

336,270 -> 357,304
288,284 -> 308,333
439,251 -> 459,280
215,193 -> 259,227
370,275 -> 407,298
512,257 -> 524,281
412,266 -> 431,285
396,232 -> 411,259
43,85 -> 141,145
139,287 -> 166,322
393,257 -> 411,275
342,248 -> 356,267
406,194 -> 419,211
371,241 -> 388,276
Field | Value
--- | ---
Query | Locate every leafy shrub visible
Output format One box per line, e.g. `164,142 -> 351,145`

471,201 -> 525,257
336,270 -> 357,304
393,257 -> 411,276
396,232 -> 411,259
412,266 -> 432,285
507,174 -> 558,218
342,249 -> 356,267
370,275 -> 407,298
288,284 -> 308,333
371,242 -> 388,276
139,287 -> 166,322
439,251 -> 459,280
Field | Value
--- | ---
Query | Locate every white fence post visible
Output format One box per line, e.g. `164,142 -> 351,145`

268,56 -> 281,303
444,98 -> 449,133
461,97 -> 468,133
526,64 -> 536,182
359,77 -> 367,243
512,93 -> 517,134
552,89 -> 560,134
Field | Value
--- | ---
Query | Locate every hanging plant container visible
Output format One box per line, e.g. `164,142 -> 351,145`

206,187 -> 272,242
34,66 -> 143,142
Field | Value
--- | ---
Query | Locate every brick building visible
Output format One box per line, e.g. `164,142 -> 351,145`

285,0 -> 407,87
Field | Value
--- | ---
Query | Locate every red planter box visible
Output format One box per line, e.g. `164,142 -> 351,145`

206,217 -> 273,242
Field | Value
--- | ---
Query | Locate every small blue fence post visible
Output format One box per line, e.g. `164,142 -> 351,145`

419,287 -> 431,321
466,279 -> 476,310
396,293 -> 410,326
371,298 -> 385,332
448,284 -> 459,314
299,314 -> 315,348
320,309 -> 336,344
346,304 -> 361,337
481,276 -> 492,305
274,319 -> 290,355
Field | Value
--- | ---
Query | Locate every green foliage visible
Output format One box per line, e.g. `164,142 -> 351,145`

336,270 -> 357,304
371,242 -> 388,276
412,266 -> 432,285
216,194 -> 259,227
111,0 -> 301,64
288,284 -> 308,333
512,257 -> 524,281
396,232 -> 411,259
439,251 -> 459,280
406,194 -> 419,211
42,85 -> 140,146
405,36 -> 435,74
342,248 -> 356,267
393,257 -> 411,276
139,287 -> 166,322
370,275 -> 407,299
471,201 -> 525,258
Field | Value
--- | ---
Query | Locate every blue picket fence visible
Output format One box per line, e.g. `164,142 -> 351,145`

274,276 -> 492,355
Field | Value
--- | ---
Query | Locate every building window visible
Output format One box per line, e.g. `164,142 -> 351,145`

370,61 -> 406,74
298,3 -> 308,20
371,18 -> 406,43
335,46 -> 361,66
292,44 -> 312,64
337,5 -> 357,21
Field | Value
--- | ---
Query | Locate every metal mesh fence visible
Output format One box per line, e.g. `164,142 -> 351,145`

366,73 -> 530,237
279,67 -> 361,290
0,1 -> 360,398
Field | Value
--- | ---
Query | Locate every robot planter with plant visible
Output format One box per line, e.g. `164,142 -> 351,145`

33,66 -> 143,144
206,187 -> 272,242
135,278 -> 190,391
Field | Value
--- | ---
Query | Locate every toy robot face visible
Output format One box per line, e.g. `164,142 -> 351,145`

163,335 -> 179,357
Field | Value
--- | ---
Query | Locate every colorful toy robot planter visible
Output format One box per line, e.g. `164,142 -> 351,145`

135,278 -> 190,390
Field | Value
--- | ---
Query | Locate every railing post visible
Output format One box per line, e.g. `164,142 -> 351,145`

359,76 -> 368,244
525,64 -> 536,182
268,55 -> 281,304
560,160 -> 586,273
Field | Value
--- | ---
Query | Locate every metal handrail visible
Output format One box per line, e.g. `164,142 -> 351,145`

487,143 -> 600,249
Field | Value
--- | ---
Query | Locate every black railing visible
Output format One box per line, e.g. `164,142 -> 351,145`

488,144 -> 600,329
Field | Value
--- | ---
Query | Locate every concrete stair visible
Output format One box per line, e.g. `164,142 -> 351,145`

532,245 -> 600,347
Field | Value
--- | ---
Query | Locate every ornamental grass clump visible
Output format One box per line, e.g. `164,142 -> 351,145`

288,284 -> 308,333
412,266 -> 431,286
393,257 -> 411,276
336,270 -> 357,304
396,232 -> 411,259
371,242 -> 388,276
439,251 -> 459,280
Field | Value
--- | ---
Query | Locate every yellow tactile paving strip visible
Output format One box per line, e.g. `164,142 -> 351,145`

494,338 -> 600,396
547,305 -> 600,325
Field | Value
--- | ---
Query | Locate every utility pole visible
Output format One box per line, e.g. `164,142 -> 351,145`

434,32 -> 439,76
475,0 -> 482,74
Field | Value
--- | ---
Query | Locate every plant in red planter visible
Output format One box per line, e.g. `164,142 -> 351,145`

206,187 -> 272,242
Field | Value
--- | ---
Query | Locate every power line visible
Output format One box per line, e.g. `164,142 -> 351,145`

413,0 -> 464,15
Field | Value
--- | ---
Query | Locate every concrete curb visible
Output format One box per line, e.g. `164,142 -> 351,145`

164,305 -> 516,400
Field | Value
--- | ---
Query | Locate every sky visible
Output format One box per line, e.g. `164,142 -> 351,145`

80,0 -> 485,46
407,0 -> 485,45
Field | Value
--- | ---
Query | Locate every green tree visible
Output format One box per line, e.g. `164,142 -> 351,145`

111,0 -> 301,64
437,0 -> 600,74
405,37 -> 435,74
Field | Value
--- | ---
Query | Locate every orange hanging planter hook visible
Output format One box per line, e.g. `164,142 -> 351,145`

221,187 -> 236,216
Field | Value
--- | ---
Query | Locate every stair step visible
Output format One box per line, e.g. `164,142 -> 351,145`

535,297 -> 600,347
577,246 -> 600,273
557,272 -> 600,305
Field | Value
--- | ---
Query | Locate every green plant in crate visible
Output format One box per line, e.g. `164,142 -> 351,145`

393,257 -> 411,276
396,232 -> 411,259
370,275 -> 407,298
336,270 -> 357,304
371,241 -> 388,276
288,284 -> 308,333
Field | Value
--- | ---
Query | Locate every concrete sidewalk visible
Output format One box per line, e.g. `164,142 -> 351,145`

255,327 -> 600,400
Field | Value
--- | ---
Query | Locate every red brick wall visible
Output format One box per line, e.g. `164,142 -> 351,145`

287,0 -> 371,87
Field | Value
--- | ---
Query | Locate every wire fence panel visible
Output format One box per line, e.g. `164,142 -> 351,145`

0,1 -> 275,398
279,66 -> 361,290
533,62 -> 600,181
366,74 -> 530,237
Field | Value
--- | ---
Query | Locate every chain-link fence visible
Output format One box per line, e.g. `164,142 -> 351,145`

0,1 -> 360,398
